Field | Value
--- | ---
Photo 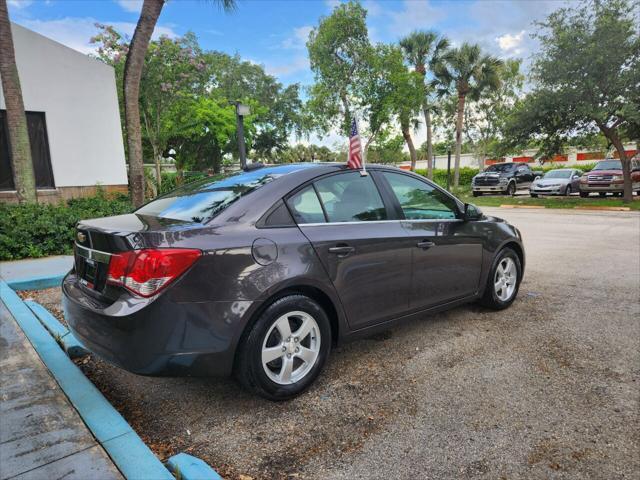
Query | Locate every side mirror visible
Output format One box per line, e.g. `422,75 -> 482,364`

572,175 -> 580,179
463,203 -> 483,221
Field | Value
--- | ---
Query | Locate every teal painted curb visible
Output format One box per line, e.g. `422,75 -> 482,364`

167,453 -> 222,480
7,273 -> 65,291
0,280 -> 174,480
24,300 -> 87,358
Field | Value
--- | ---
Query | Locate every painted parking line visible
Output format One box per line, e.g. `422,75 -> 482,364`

24,300 -> 87,358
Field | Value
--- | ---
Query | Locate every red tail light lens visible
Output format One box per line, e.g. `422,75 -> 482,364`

107,248 -> 201,297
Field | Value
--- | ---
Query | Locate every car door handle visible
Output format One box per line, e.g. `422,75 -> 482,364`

416,240 -> 436,249
328,245 -> 355,256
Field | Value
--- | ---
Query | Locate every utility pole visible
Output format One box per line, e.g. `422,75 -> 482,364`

447,149 -> 451,191
233,102 -> 250,169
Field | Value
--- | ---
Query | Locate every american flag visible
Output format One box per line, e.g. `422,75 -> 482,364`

347,117 -> 363,170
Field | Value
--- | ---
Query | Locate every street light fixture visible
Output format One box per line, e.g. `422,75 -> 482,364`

232,101 -> 250,169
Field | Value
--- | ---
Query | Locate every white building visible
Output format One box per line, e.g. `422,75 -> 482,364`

0,23 -> 127,203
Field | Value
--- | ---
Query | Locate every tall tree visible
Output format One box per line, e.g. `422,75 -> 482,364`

0,0 -> 36,203
505,0 -> 639,202
400,30 -> 449,178
307,0 -> 372,135
123,0 -> 235,206
434,43 -> 502,186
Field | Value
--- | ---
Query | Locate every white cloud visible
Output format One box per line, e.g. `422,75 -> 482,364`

18,17 -> 177,55
263,56 -> 309,77
7,0 -> 33,9
115,0 -> 143,14
281,25 -> 313,50
497,30 -> 526,54
388,0 -> 446,38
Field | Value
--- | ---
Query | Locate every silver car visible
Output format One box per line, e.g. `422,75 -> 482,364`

529,168 -> 582,197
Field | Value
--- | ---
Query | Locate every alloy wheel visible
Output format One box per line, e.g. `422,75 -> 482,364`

261,311 -> 321,385
494,257 -> 517,302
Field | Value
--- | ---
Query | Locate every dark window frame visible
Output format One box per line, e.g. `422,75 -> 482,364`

0,109 -> 55,191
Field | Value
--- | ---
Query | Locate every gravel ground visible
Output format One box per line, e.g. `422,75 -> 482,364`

23,208 -> 640,479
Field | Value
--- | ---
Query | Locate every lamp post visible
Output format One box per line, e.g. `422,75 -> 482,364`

233,102 -> 250,169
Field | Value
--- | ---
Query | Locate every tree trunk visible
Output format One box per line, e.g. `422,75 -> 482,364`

402,124 -> 418,171
601,126 -> 632,202
598,124 -> 632,202
340,92 -> 351,137
123,0 -> 164,207
423,105 -> 434,179
0,0 -> 36,203
454,93 -> 466,187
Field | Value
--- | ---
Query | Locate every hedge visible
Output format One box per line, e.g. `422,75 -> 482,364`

0,191 -> 132,261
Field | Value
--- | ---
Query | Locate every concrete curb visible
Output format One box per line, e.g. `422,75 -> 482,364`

24,300 -> 87,358
500,204 -> 546,209
7,273 -> 65,291
0,280 -> 174,480
167,453 -> 223,480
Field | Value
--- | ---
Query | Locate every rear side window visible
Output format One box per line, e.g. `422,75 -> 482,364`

287,186 -> 325,224
314,172 -> 387,222
382,172 -> 458,220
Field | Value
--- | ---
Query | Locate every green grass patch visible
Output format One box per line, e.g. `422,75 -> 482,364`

459,192 -> 640,210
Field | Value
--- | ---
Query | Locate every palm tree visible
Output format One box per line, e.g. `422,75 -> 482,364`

399,30 -> 449,179
434,43 -> 502,186
0,0 -> 36,203
124,0 -> 235,207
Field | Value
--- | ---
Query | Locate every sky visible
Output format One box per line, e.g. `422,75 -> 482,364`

7,0 -> 574,147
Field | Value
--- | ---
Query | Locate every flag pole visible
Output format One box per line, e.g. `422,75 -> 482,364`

355,116 -> 367,176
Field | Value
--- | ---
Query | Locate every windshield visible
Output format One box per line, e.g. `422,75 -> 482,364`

136,165 -> 303,223
544,170 -> 573,179
592,160 -> 622,170
485,164 -> 515,172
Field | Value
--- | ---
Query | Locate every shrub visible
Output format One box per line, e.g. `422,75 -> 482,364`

415,167 -> 480,188
0,190 -> 132,261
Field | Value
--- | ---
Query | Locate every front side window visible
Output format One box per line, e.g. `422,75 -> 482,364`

382,172 -> 458,220
314,172 -> 387,222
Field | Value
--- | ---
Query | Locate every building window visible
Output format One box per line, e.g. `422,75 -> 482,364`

0,110 -> 55,190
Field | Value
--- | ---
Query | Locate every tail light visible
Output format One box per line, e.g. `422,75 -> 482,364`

107,248 -> 201,297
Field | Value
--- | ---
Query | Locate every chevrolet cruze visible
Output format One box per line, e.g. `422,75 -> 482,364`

63,163 -> 525,400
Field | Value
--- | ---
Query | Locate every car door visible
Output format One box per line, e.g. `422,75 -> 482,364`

377,171 -> 483,311
286,171 -> 412,330
515,165 -> 533,188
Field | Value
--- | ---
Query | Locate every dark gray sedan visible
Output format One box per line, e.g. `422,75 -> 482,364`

63,163 -> 525,400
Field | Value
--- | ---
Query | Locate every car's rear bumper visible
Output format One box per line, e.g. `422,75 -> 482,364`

62,273 -> 254,377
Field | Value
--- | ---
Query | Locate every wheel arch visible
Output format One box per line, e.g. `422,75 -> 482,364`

232,281 -> 344,374
500,240 -> 525,277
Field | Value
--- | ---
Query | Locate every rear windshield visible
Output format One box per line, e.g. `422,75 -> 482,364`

592,160 -> 622,170
136,166 -> 300,223
485,164 -> 514,172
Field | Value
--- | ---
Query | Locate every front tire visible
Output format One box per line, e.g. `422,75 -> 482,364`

472,191 -> 482,197
480,247 -> 522,310
530,193 -> 538,198
565,185 -> 572,196
580,191 -> 589,198
507,182 -> 516,196
235,295 -> 331,401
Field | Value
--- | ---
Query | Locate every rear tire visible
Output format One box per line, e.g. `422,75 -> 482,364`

235,295 -> 331,401
479,247 -> 522,310
472,191 -> 482,197
599,192 -> 606,197
530,193 -> 538,198
580,191 -> 589,198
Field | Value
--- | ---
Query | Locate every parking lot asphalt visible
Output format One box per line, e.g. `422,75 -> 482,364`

23,208 -> 640,479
